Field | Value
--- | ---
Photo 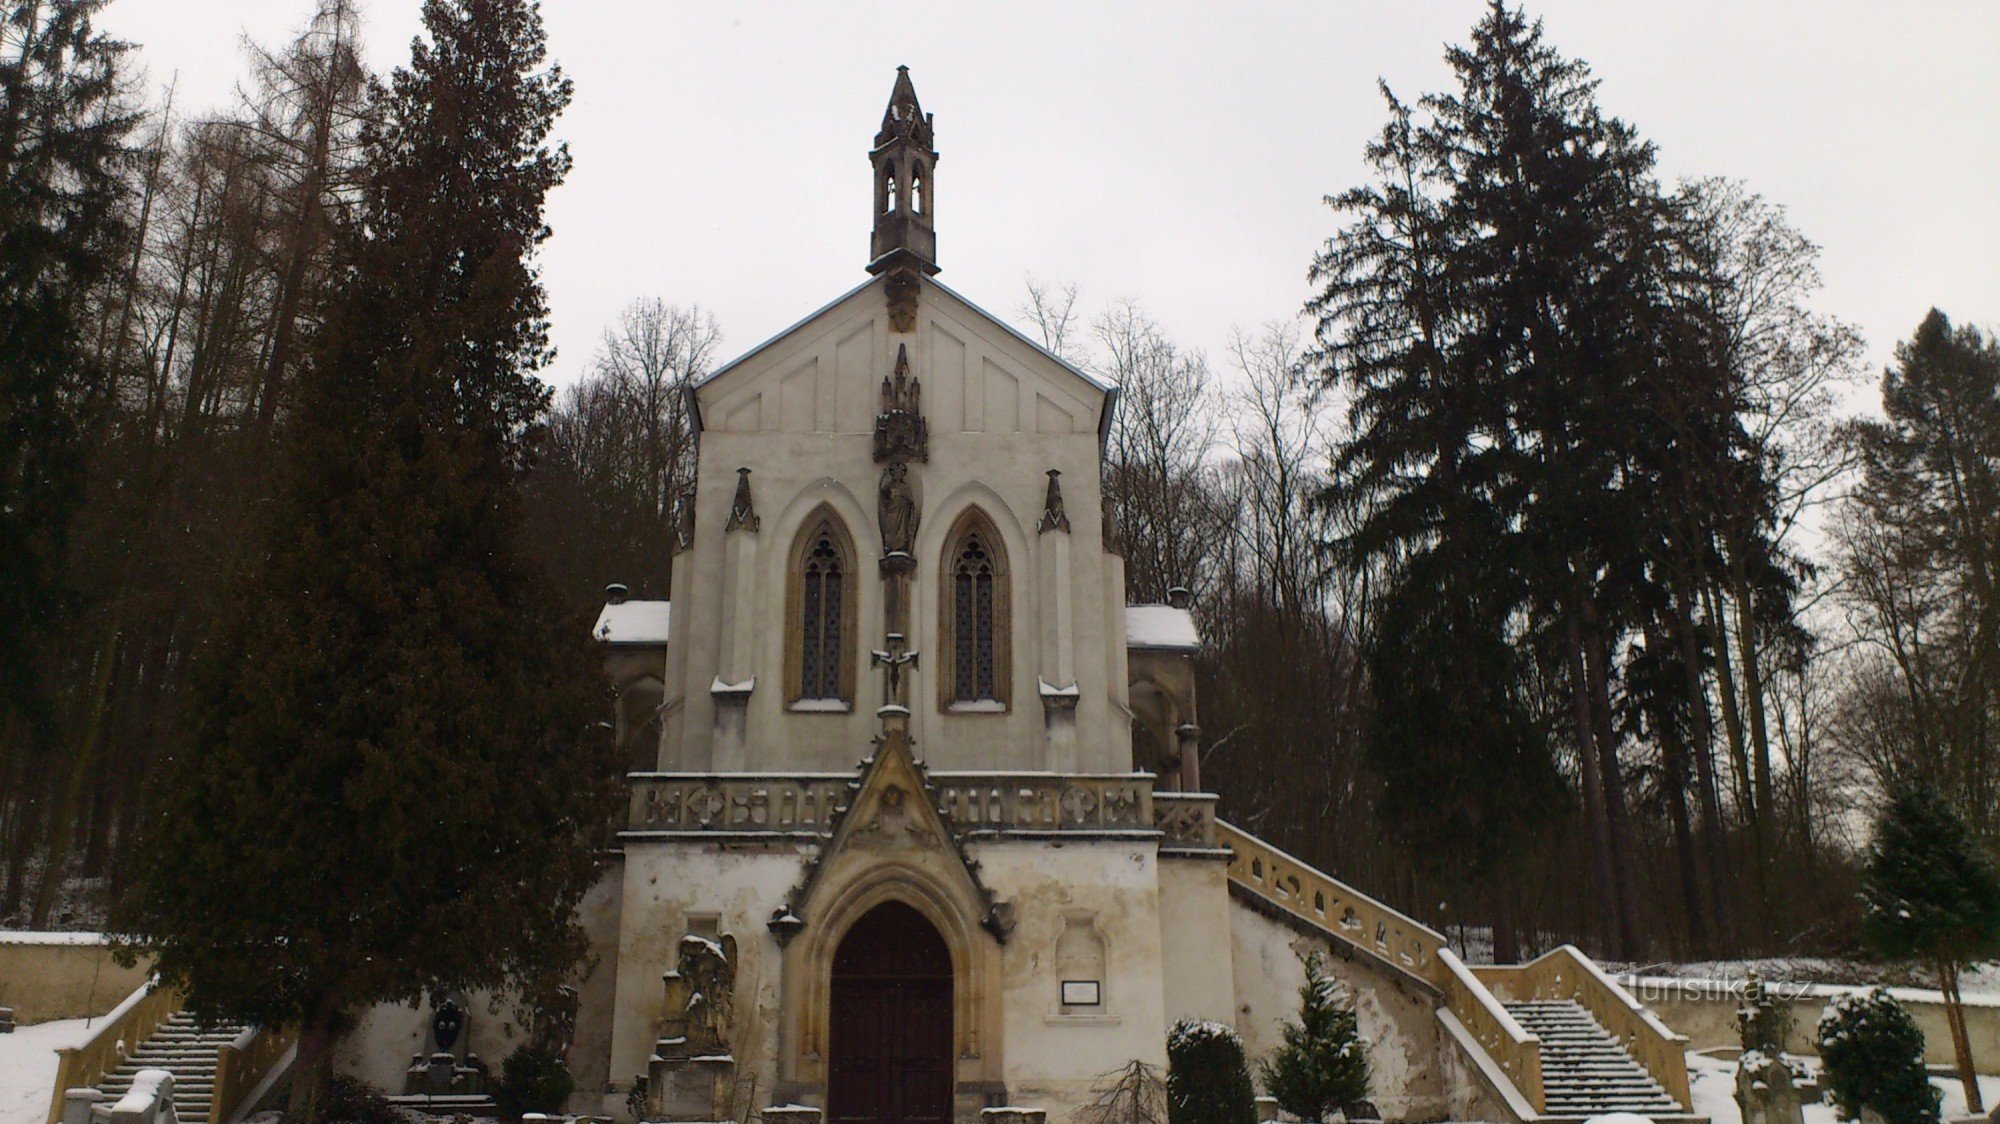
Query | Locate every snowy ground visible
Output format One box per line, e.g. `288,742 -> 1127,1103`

1688,1050 -> 2000,1124
1616,958 -> 2000,993
0,1018 -> 94,1124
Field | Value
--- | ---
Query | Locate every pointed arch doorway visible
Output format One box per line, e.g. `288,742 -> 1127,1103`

827,901 -> 955,1124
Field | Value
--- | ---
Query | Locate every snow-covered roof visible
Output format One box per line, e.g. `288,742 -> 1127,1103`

1125,605 -> 1200,652
593,600 -> 671,645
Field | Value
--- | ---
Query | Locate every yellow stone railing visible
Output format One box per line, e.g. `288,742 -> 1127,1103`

1215,820 -> 1445,982
1473,945 -> 1692,1110
1440,948 -> 1546,1114
46,979 -> 183,1124
210,1023 -> 297,1124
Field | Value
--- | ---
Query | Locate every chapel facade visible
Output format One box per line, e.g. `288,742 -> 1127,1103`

337,69 -> 1701,1124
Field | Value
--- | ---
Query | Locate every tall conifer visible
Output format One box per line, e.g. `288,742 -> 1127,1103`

0,0 -> 134,903
116,3 -> 609,1120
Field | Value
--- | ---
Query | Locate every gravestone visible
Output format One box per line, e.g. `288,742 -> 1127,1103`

0,1005 -> 14,1032
402,991 -> 487,1096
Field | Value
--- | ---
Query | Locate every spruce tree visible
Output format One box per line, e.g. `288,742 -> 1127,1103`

1262,952 -> 1370,1122
1860,782 -> 2000,1114
0,0 -> 134,901
114,3 -> 609,1121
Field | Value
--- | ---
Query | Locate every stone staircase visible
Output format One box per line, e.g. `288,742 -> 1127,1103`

94,1010 -> 249,1124
1504,1000 -> 1687,1120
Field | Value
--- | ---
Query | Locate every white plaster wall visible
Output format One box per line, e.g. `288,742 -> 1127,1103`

1228,897 -> 1448,1121
1157,857 -> 1237,1027
661,275 -> 1132,776
973,839 -> 1170,1116
603,840 -> 805,1119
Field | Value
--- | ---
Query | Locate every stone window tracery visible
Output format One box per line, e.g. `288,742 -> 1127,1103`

940,510 -> 1009,709
788,512 -> 857,708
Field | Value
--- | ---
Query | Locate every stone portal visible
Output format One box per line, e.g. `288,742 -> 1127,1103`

827,901 -> 954,1124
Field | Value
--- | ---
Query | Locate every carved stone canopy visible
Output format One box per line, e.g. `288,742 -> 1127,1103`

874,344 -> 929,464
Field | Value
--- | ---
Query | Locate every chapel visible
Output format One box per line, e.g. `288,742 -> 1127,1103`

336,68 -> 1703,1124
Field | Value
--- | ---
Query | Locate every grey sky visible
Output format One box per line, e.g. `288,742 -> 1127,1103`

110,1 -> 1998,393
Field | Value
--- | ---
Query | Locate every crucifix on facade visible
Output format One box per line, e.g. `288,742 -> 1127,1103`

871,632 -> 919,726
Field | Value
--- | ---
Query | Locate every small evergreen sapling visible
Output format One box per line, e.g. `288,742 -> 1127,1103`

1816,990 -> 1940,1124
1860,781 -> 2000,1114
1263,951 -> 1370,1122
1166,1019 -> 1258,1124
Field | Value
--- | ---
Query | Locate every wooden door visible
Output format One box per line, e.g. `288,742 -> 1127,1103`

827,901 -> 954,1124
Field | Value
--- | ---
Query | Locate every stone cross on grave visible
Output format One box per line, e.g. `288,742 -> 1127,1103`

871,631 -> 919,724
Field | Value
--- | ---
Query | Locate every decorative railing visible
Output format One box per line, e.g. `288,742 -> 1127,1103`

46,979 -> 183,1124
629,773 -> 853,832
627,772 -> 1173,836
1441,948 -> 1546,1114
1473,946 -> 1692,1110
1215,820 -> 1446,985
931,773 -> 1152,833
1151,792 -> 1218,849
210,1023 -> 298,1124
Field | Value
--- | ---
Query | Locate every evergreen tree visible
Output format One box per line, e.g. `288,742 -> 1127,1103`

1817,990 -> 1941,1124
1860,782 -> 2000,1113
1165,1019 -> 1259,1124
1262,952 -> 1371,1122
1315,0 -> 1683,958
0,0 -> 134,907
114,4 -> 609,1122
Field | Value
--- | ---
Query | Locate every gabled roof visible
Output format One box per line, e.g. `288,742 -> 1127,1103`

1126,605 -> 1201,652
593,600 -> 671,645
689,274 -> 1118,439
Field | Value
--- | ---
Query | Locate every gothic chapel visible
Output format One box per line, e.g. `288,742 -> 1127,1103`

339,69 -> 1700,1124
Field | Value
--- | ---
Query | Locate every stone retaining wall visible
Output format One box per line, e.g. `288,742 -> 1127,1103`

1629,976 -> 2000,1073
0,933 -> 153,1024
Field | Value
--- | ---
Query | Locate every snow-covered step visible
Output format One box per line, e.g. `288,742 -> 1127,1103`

87,1011 -> 254,1124
1503,999 -> 1689,1121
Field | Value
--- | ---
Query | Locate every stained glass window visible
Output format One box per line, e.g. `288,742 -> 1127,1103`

953,533 -> 997,701
800,530 -> 845,699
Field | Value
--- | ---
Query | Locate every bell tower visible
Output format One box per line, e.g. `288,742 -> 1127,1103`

868,66 -> 939,277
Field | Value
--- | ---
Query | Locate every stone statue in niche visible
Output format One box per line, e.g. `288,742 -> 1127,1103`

878,462 -> 919,557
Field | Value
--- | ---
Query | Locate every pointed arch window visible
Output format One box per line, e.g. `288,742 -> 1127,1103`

940,511 -> 1010,710
788,513 -> 857,708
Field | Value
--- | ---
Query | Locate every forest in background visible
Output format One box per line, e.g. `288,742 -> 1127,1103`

3,0 -> 1995,969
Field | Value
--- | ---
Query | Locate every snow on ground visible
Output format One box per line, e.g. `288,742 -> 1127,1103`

1615,958 -> 2000,994
0,1018 -> 94,1124
1688,1051 -> 2000,1124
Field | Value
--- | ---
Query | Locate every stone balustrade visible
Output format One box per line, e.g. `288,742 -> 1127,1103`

1473,945 -> 1692,1110
1216,820 -> 1446,984
626,772 -> 1213,844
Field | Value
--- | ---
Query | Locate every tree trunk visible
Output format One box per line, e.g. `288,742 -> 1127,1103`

1940,957 -> 1985,1115
1563,608 -> 1622,956
289,995 -> 345,1124
1673,587 -> 1734,954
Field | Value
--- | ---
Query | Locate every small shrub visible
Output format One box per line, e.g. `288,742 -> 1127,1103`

288,1075 -> 399,1124
494,1043 -> 575,1121
1166,1019 -> 1258,1124
1816,990 -> 1939,1124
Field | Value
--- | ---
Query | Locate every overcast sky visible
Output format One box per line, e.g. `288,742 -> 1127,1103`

106,1 -> 1998,396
